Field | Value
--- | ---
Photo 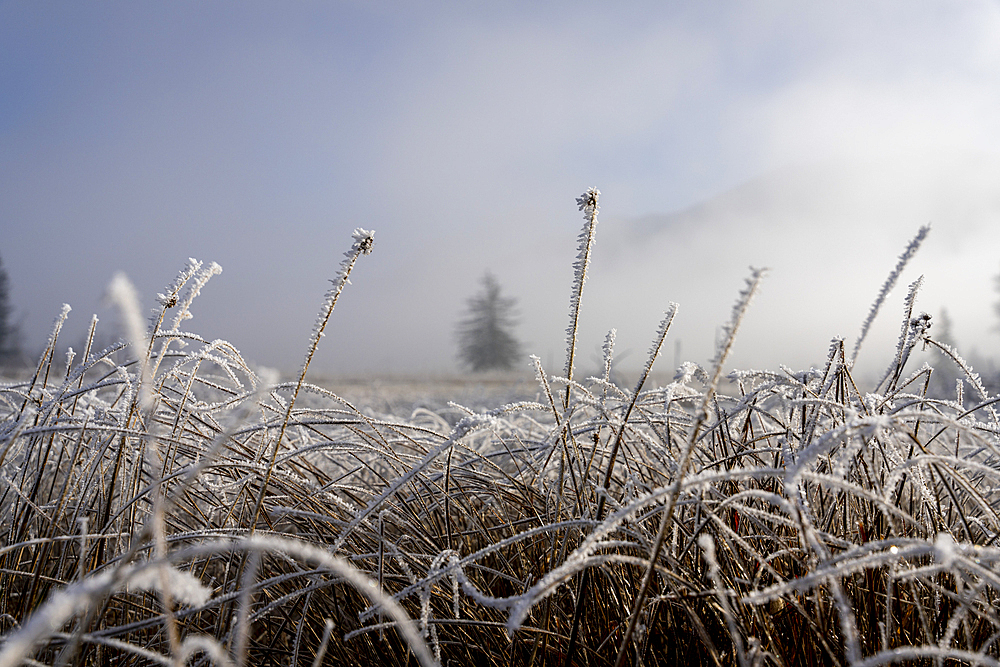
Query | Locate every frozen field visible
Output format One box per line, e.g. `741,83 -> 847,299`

317,374 -> 541,419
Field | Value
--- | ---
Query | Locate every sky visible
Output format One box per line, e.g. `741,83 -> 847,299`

2,1 -> 1000,383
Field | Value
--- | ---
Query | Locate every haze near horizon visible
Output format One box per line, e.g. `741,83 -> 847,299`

3,2 -> 1000,381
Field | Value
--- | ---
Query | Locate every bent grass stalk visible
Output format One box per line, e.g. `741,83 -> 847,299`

851,224 -> 930,367
249,227 -> 374,530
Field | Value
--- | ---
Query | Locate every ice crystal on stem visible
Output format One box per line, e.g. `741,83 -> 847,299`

169,260 -> 222,331
601,328 -> 617,387
564,188 -> 600,408
851,224 -> 930,366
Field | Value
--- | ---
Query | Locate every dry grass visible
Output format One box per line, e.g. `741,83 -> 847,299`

1,201 -> 999,667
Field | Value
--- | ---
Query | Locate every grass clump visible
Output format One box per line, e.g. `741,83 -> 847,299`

1,200 -> 999,667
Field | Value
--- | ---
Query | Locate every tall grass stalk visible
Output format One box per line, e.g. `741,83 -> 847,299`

563,188 -> 600,410
851,225 -> 930,366
250,227 -> 374,530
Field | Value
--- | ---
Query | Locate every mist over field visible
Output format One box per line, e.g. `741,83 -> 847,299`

590,153 -> 1000,383
3,2 -> 1000,381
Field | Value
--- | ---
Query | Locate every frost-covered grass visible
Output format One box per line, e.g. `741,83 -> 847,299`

2,196 -> 1000,667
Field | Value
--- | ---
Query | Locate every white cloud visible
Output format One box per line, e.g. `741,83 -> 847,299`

721,1 -> 1000,169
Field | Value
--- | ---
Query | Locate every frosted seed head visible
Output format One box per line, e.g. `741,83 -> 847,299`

910,312 -> 932,339
352,228 -> 375,255
576,188 -> 600,213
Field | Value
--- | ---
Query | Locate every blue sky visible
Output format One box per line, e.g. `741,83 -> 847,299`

3,1 -> 1000,379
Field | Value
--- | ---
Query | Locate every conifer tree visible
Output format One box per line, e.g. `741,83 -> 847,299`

995,263 -> 1000,333
929,307 -> 960,398
0,254 -> 19,366
456,271 -> 521,372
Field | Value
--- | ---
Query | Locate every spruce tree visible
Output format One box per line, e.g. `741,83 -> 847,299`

995,263 -> 1000,333
0,254 -> 17,366
456,272 -> 521,372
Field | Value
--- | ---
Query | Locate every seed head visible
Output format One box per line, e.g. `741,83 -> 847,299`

576,188 -> 600,213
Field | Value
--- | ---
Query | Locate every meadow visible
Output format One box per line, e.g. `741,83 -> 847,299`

2,191 -> 1000,666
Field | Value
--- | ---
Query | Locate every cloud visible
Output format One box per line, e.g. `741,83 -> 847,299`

722,1 -> 1000,168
